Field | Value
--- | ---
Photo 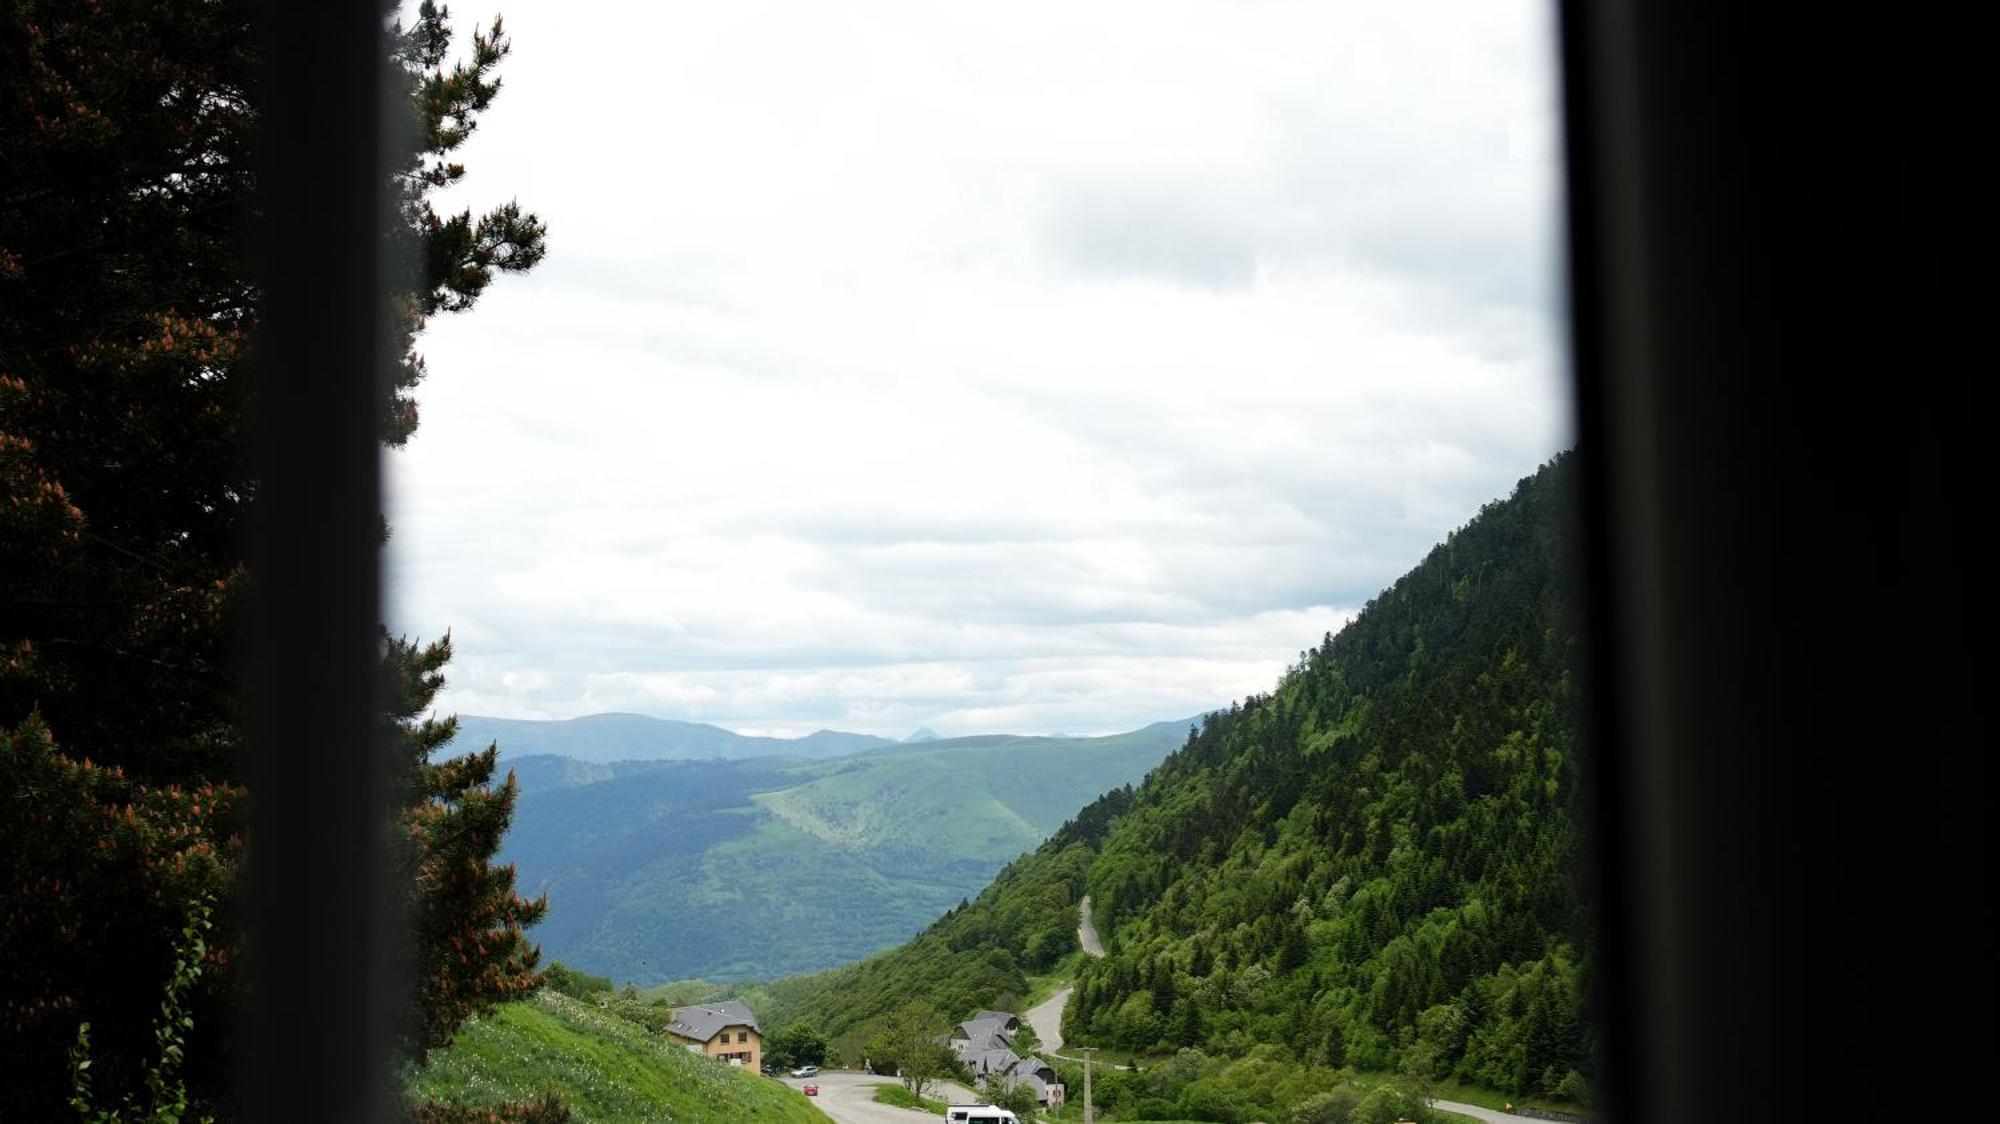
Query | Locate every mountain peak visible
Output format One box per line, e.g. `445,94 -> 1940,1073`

902,727 -> 940,743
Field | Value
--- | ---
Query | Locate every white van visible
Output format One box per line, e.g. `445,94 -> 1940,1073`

944,1106 -> 1020,1124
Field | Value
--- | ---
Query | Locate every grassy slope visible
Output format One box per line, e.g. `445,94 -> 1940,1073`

1024,950 -> 1088,1007
406,990 -> 827,1123
872,1084 -> 949,1113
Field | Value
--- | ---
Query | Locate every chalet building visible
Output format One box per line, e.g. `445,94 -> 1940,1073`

666,999 -> 762,1070
946,1010 -> 1064,1107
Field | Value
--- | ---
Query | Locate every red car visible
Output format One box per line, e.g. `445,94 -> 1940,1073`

803,1084 -> 819,1097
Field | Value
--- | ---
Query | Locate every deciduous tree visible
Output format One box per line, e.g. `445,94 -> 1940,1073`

765,1020 -> 830,1072
865,1004 -> 954,1102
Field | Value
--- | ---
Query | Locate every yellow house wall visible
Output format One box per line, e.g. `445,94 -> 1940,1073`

670,1025 -> 760,1071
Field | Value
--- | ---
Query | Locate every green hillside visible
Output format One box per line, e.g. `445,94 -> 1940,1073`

405,990 -> 825,1123
761,456 -> 1590,1119
498,723 -> 1191,983
754,723 -> 1194,864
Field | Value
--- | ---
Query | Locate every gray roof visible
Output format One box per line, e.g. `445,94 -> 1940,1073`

952,1037 -> 1019,1075
968,1065 -> 1054,1104
666,999 -> 761,1042
954,1014 -> 1015,1043
1007,1072 -> 1052,1102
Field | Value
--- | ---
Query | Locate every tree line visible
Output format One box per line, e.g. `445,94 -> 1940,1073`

2,2 -> 550,1117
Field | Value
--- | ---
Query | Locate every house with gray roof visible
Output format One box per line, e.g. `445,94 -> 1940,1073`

666,999 -> 763,1070
951,1012 -> 1020,1045
944,1010 -> 1063,1107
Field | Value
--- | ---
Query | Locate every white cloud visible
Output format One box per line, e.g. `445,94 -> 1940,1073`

385,0 -> 1572,737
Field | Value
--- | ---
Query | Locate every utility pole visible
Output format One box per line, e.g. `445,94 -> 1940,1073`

1081,1047 -> 1095,1124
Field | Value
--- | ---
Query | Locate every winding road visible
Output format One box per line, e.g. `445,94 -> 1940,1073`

1429,1100 -> 1556,1123
803,902 -> 1111,1121
1023,985 -> 1070,1053
1076,894 -> 1104,957
1024,898 -> 1107,1057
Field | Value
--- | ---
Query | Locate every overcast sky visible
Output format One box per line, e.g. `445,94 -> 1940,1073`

384,0 -> 1573,738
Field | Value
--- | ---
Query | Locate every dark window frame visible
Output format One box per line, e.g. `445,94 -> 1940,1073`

241,3 -> 1978,1120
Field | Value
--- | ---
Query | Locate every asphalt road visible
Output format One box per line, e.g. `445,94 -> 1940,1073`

1026,899 -> 1104,1059
1023,986 -> 1071,1052
781,1070 -> 980,1124
1431,1099 -> 1551,1123
1076,896 -> 1105,957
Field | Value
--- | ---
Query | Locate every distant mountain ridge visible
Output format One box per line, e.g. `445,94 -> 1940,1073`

491,718 -> 1200,984
452,711 -> 898,764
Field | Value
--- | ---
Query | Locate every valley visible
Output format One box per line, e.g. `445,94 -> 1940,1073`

487,721 -> 1196,984
420,457 -> 1596,1123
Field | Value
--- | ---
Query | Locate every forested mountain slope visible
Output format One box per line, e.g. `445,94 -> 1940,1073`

766,455 -> 1590,1103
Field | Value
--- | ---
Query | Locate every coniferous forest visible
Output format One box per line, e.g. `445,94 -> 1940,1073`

1,4 -> 552,1118
765,454 -> 1592,1110
1069,453 -> 1589,1092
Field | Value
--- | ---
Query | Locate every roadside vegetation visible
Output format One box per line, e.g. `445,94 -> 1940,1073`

1025,1047 -> 1465,1124
1428,1075 -> 1589,1118
1026,952 -> 1090,1007
873,1083 -> 950,1114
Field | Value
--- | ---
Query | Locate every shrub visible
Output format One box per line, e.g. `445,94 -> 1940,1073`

1291,1087 -> 1364,1124
541,963 -> 611,1001
1349,1085 -> 1427,1124
991,1081 -> 1041,1122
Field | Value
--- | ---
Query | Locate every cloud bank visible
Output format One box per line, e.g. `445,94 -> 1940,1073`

385,0 -> 1572,737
